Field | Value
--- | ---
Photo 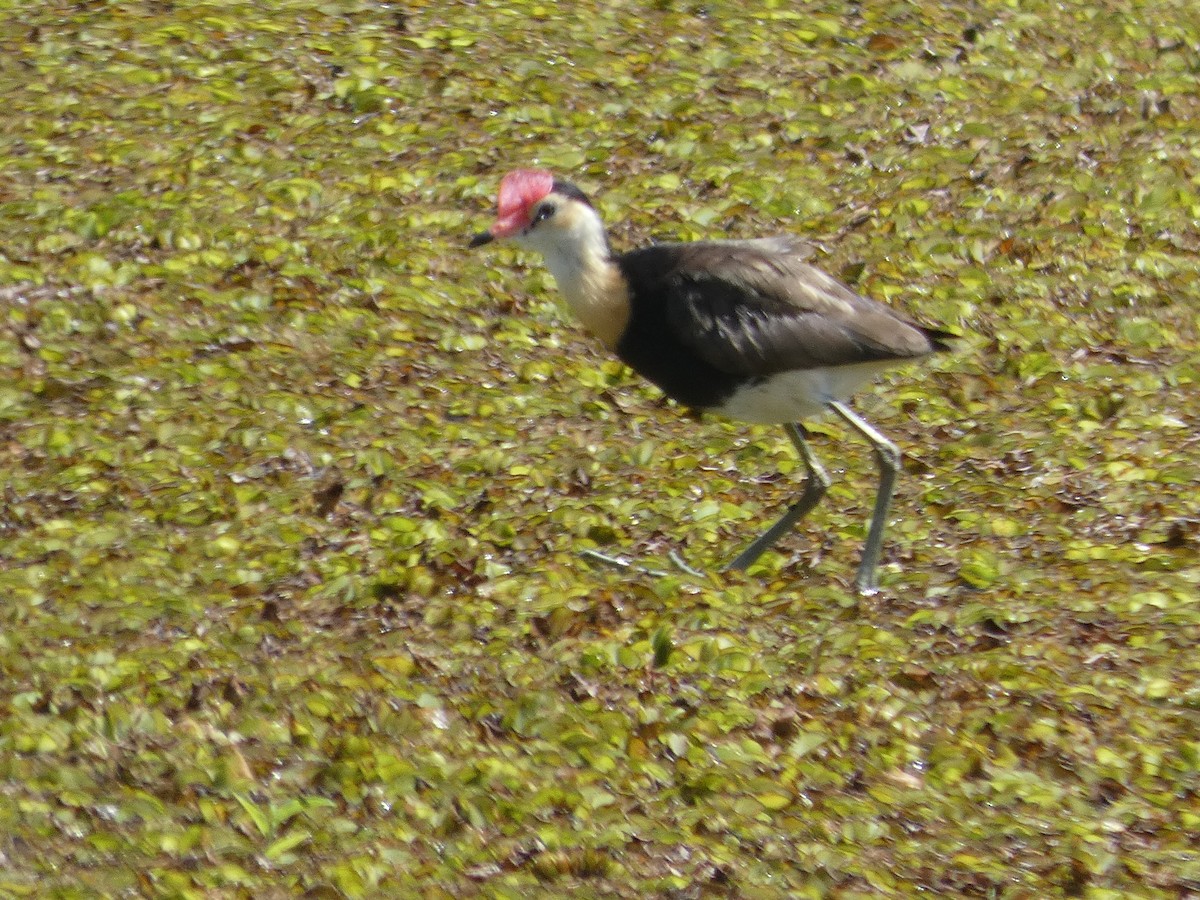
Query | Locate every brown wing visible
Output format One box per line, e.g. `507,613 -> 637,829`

649,237 -> 945,376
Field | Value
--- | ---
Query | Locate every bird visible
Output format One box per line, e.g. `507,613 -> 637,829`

469,169 -> 952,593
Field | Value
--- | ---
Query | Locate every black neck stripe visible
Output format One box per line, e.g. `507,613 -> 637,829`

551,179 -> 594,208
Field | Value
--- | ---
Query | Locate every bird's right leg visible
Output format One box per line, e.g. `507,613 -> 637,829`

725,423 -> 831,571
828,401 -> 899,595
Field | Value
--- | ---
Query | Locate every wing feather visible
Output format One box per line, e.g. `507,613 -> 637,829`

623,238 -> 942,377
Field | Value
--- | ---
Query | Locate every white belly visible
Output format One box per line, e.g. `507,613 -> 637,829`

716,361 -> 896,424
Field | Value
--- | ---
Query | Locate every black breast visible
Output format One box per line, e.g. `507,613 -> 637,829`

614,251 -> 747,410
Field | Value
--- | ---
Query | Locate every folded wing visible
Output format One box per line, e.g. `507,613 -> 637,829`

633,237 -> 947,377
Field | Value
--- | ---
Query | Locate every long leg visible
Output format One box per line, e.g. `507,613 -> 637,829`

829,400 -> 900,594
725,423 -> 831,571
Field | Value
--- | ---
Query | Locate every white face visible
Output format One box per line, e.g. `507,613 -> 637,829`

511,196 -> 607,263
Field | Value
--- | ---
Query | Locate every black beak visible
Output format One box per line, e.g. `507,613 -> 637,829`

468,230 -> 494,249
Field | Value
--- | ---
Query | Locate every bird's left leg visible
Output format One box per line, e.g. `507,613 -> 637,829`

725,423 -> 831,571
828,401 -> 900,594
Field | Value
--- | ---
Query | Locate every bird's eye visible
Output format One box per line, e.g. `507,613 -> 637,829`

531,203 -> 555,225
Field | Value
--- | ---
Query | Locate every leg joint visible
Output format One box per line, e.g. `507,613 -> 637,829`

809,463 -> 832,491
873,439 -> 901,472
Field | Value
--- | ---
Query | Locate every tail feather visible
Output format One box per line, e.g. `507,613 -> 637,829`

923,327 -> 960,353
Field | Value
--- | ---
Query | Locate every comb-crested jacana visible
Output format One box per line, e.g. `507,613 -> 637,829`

470,169 -> 952,593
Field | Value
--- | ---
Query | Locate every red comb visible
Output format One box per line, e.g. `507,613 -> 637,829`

489,169 -> 555,238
